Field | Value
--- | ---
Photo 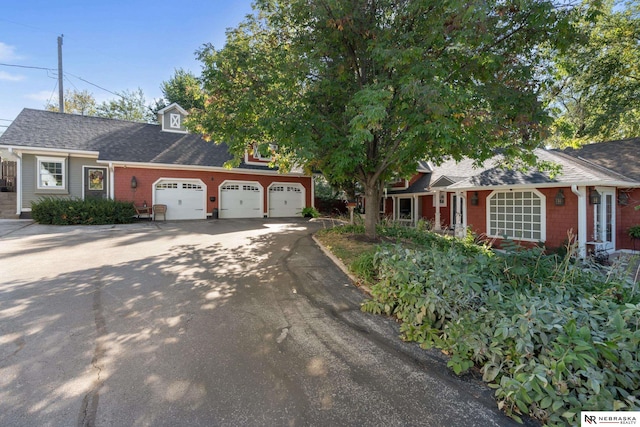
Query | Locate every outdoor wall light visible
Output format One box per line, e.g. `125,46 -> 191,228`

618,191 -> 629,206
555,189 -> 565,206
589,189 -> 601,205
470,191 -> 479,206
130,176 -> 138,189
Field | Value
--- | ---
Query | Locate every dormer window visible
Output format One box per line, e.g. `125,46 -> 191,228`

170,113 -> 181,129
157,103 -> 189,134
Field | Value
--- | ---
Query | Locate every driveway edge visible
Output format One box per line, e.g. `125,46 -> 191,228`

311,234 -> 372,296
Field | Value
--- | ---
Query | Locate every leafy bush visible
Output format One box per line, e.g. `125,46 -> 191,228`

361,233 -> 640,426
32,197 -> 137,225
300,206 -> 320,218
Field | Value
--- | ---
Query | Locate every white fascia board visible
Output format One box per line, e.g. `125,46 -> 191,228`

98,160 -> 310,177
1,145 -> 99,158
156,103 -> 189,116
448,180 -> 640,192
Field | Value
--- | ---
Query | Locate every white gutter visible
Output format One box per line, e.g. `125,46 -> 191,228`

2,145 -> 99,158
108,162 -> 115,199
100,160 -> 310,177
571,185 -> 587,259
9,148 -> 22,216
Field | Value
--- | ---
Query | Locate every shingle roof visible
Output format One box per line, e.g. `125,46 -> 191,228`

0,109 -> 272,171
447,148 -> 637,189
560,138 -> 640,182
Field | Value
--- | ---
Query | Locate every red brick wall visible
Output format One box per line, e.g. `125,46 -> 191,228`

114,167 -> 312,216
617,188 -> 640,250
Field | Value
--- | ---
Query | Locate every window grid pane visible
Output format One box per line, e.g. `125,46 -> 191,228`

489,191 -> 543,240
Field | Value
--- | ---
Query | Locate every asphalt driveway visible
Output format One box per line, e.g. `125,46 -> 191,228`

0,219 -> 522,427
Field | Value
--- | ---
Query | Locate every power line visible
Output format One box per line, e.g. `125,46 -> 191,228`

0,62 -> 122,98
0,62 -> 55,72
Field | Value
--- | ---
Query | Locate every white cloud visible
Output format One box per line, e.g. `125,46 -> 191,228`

0,42 -> 18,61
0,71 -> 24,82
26,90 -> 55,102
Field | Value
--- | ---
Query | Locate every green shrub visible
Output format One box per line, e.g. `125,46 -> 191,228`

31,197 -> 137,225
361,238 -> 640,426
300,206 -> 320,218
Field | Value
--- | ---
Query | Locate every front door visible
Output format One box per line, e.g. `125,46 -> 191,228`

84,167 -> 107,199
594,188 -> 615,251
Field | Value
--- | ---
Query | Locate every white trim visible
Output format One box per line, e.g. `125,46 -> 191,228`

571,185 -> 587,258
267,182 -> 305,217
448,181 -> 640,191
486,188 -> 547,242
432,191 -> 447,207
593,186 -> 616,251
218,179 -> 264,218
152,177 -> 207,220
36,155 -> 67,190
156,103 -> 189,116
81,165 -> 108,200
15,150 -> 22,215
104,161 -> 308,177
3,146 -> 99,158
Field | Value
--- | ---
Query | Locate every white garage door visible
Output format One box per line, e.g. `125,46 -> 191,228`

269,184 -> 304,217
154,179 -> 206,220
219,182 -> 262,218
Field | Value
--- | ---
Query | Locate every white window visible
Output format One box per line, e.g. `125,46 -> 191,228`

170,113 -> 181,128
253,144 -> 277,161
37,156 -> 66,190
487,190 -> 545,241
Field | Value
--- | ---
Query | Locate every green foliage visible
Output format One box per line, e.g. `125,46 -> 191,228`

152,68 -> 205,114
31,197 -> 136,225
546,0 -> 640,146
350,250 -> 378,285
96,88 -> 155,123
628,225 -> 640,239
45,89 -> 97,116
300,206 -> 320,218
361,233 -> 640,425
191,0 -> 572,237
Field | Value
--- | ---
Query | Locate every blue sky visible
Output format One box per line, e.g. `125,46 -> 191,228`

0,0 -> 254,130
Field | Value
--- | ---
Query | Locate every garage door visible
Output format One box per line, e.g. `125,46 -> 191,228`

219,182 -> 262,218
154,179 -> 206,220
269,184 -> 304,217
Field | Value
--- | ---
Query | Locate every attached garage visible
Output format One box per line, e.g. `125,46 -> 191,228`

153,178 -> 206,220
269,183 -> 305,217
219,181 -> 263,218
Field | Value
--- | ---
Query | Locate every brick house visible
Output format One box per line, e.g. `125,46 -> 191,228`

383,139 -> 640,257
0,104 -> 313,220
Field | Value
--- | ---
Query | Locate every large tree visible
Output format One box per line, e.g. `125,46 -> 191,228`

547,0 -> 640,146
96,88 -> 156,123
190,0 -> 571,237
45,89 -> 97,116
152,68 -> 205,114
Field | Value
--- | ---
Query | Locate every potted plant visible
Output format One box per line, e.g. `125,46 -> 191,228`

629,225 -> 640,240
301,207 -> 320,218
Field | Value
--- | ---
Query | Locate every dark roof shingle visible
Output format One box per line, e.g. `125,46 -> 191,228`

0,109 -> 270,171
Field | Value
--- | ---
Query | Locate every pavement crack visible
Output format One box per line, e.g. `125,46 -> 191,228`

78,271 -> 107,427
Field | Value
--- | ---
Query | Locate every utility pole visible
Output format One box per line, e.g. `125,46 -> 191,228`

57,35 -> 64,113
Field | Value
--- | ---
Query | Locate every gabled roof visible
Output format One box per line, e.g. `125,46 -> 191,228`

447,148 -> 638,190
386,174 -> 432,195
156,102 -> 189,116
560,137 -> 640,182
0,109 -> 273,171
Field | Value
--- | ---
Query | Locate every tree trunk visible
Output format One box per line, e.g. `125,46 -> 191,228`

363,183 -> 379,239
